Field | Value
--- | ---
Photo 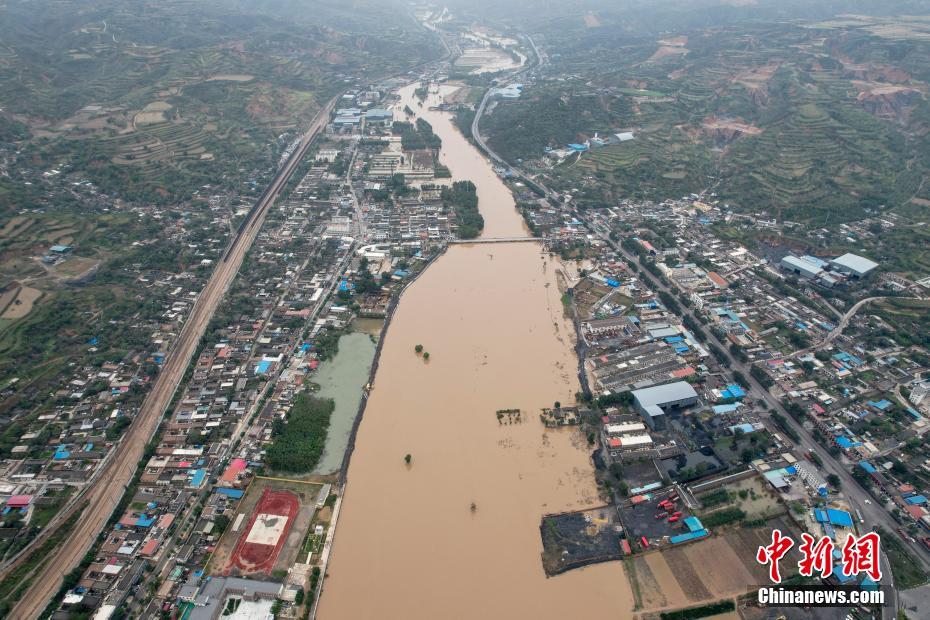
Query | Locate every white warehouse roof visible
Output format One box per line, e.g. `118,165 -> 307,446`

781,255 -> 823,276
618,434 -> 653,447
605,422 -> 647,435
830,253 -> 878,276
632,381 -> 698,407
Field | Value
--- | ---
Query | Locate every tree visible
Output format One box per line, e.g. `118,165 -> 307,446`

827,473 -> 841,489
213,514 -> 230,534
414,344 -> 423,354
423,352 -> 430,360
404,453 -> 412,465
609,462 -> 624,480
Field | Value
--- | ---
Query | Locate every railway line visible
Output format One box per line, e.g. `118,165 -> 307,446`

2,95 -> 339,620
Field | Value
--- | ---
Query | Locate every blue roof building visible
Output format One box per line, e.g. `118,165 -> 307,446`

670,529 -> 708,544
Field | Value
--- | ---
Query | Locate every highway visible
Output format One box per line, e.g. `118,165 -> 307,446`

470,34 -> 543,168
468,41 -> 921,617
790,295 -> 922,358
3,94 -> 340,620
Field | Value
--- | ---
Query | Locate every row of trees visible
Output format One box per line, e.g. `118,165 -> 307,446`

392,120 -> 441,151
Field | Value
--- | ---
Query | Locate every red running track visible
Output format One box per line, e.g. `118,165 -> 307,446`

227,489 -> 299,575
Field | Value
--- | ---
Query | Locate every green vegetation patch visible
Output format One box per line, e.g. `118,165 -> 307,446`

700,507 -> 746,527
442,180 -> 484,239
660,600 -> 736,620
265,394 -> 335,473
877,527 -> 930,589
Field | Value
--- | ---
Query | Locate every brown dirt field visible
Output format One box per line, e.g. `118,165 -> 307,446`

2,286 -> 41,319
680,535 -> 753,597
702,118 -> 763,135
8,219 -> 36,241
727,525 -> 800,583
134,111 -> 166,125
583,13 -> 601,28
53,257 -> 99,278
659,545 -> 713,602
649,46 -> 690,61
207,74 -> 254,82
0,216 -> 29,238
643,551 -> 692,607
632,555 -> 668,609
0,288 -> 19,315
910,197 -> 930,207
733,64 -> 780,88
41,227 -> 78,242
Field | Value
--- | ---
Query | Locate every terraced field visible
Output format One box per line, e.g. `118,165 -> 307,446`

0,0 -> 441,203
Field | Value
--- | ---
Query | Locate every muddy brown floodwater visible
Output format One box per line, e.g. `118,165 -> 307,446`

317,84 -> 634,619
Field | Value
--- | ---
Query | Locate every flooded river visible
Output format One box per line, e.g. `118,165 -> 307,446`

317,84 -> 633,618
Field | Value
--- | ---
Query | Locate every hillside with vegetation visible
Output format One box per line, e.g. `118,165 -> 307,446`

480,13 -> 930,225
0,0 -> 440,204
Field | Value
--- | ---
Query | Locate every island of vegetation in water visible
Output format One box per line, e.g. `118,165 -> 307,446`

442,180 -> 484,239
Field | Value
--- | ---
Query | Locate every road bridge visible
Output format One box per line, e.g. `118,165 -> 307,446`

448,236 -> 541,244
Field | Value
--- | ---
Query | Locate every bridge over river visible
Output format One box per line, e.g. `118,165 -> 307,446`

448,236 -> 541,244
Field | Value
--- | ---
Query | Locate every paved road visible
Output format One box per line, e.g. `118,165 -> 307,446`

4,95 -> 339,620
791,296 -> 885,357
470,34 -> 543,167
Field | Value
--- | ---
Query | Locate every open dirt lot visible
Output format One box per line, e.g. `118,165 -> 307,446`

1,286 -> 42,319
52,256 -> 99,279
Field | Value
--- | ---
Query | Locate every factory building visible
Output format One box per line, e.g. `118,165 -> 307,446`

829,253 -> 878,279
631,381 -> 698,430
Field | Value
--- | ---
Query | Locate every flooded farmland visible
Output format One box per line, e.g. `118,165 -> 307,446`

317,84 -> 633,619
